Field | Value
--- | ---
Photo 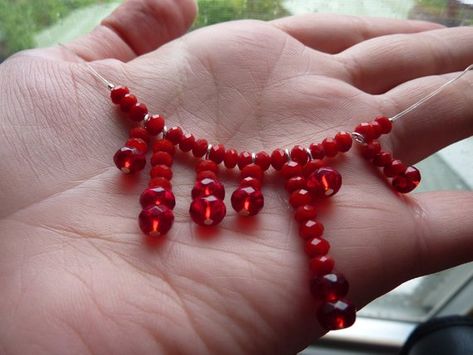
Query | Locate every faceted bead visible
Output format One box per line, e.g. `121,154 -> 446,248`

129,102 -> 148,122
189,195 -> 226,226
375,116 -> 392,134
192,178 -> 225,200
294,204 -> 317,223
405,166 -> 421,184
355,122 -> 375,141
196,170 -> 217,181
313,167 -> 342,197
238,151 -> 253,170
166,126 -> 183,145
392,166 -> 421,193
110,86 -> 129,104
129,127 -> 150,142
370,121 -> 382,139
224,149 -> 238,169
310,273 -> 348,302
317,299 -> 356,330
289,189 -> 312,208
384,159 -> 406,177
334,132 -> 353,153
270,149 -> 288,170
310,143 -> 325,160
300,219 -> 324,239
306,172 -> 323,196
153,139 -> 175,155
240,176 -> 262,190
113,147 -> 146,174
255,151 -> 271,171
304,237 -> 330,257
151,151 -> 173,166
360,140 -> 381,160
139,205 -> 174,237
290,145 -> 309,165
322,138 -> 338,158
179,133 -> 195,152
148,177 -> 172,190
285,176 -> 307,193
125,137 -> 148,153
196,159 -> 218,173
140,187 -> 176,209
309,255 -> 334,276
192,139 -> 208,158
241,164 -> 263,180
281,161 -> 303,180
373,151 -> 393,167
120,94 -> 137,112
231,186 -> 264,216
145,114 -> 165,136
209,144 -> 225,164
150,164 -> 173,180
303,160 -> 324,177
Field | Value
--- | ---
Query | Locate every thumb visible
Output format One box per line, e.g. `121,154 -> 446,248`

51,0 -> 197,62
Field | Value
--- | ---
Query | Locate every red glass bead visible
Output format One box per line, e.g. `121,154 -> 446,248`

110,86 -> 129,104
370,121 -> 382,139
281,161 -> 303,180
166,126 -> 183,145
120,94 -> 137,112
224,149 -> 238,169
310,143 -> 325,160
139,205 -> 174,237
145,114 -> 165,136
303,159 -> 324,177
231,186 -> 264,216
125,138 -> 148,153
392,166 -> 421,193
140,187 -> 176,209
196,159 -> 218,173
310,273 -> 348,302
192,178 -> 225,200
322,138 -> 338,158
309,255 -> 334,276
189,195 -> 226,226
289,189 -> 312,208
373,151 -> 393,167
129,127 -> 150,142
240,176 -> 262,190
285,176 -> 307,193
148,177 -> 172,190
384,159 -> 406,177
304,237 -> 330,257
238,151 -> 253,170
360,140 -> 381,160
209,144 -> 225,164
290,145 -> 309,165
405,166 -> 421,184
151,151 -> 173,166
150,165 -> 173,180
197,170 -> 217,181
313,167 -> 342,197
306,172 -> 323,196
192,139 -> 208,158
294,204 -> 317,223
317,299 -> 356,330
334,132 -> 353,153
153,139 -> 175,155
179,133 -> 195,152
375,116 -> 392,134
270,149 -> 287,170
129,102 -> 148,122
241,164 -> 263,180
255,151 -> 271,171
355,122 -> 375,141
300,219 -> 324,239
113,147 -> 146,174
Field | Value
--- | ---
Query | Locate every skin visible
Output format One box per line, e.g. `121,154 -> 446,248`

0,0 -> 472,354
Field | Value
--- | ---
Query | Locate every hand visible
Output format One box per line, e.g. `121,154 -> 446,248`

1,1 -> 472,354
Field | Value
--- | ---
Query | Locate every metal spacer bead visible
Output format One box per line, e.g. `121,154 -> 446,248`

162,125 -> 168,138
351,132 -> 365,144
306,147 -> 313,161
251,152 -> 256,164
205,144 -> 213,160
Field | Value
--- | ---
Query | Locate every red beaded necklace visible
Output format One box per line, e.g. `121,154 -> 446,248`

70,48 -> 472,332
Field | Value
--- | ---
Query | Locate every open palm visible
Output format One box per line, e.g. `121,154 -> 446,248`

1,1 -> 472,354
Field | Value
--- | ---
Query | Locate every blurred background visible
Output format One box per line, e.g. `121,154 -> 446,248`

1,1 -> 472,354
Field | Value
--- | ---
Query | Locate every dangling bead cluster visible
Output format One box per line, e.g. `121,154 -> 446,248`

355,116 -> 421,193
232,161 -> 265,216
